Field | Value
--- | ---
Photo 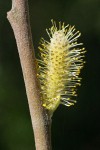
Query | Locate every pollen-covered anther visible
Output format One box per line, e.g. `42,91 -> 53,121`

38,20 -> 86,114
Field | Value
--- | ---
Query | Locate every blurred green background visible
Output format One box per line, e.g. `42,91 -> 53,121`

0,0 -> 100,150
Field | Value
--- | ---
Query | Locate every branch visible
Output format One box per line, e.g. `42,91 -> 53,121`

7,0 -> 51,150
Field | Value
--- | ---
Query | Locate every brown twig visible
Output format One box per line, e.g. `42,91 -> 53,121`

7,0 -> 51,150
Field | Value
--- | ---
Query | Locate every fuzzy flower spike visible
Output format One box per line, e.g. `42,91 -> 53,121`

38,20 -> 86,114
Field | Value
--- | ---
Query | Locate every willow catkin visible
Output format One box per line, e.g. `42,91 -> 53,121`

38,20 -> 86,114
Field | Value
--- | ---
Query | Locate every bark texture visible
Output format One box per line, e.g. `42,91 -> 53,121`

7,0 -> 51,150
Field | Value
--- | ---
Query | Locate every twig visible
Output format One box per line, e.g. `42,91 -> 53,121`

7,0 -> 51,150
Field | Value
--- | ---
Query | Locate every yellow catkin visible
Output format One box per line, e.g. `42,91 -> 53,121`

38,20 -> 86,114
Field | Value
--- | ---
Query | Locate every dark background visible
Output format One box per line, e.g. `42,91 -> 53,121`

0,0 -> 100,150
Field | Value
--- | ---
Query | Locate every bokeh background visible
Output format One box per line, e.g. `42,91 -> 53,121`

0,0 -> 100,150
